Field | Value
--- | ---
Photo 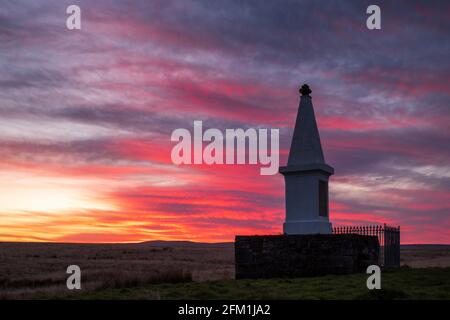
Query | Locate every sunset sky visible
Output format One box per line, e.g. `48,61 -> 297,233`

0,0 -> 449,244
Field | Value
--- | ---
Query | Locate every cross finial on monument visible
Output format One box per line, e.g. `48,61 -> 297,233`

299,84 -> 312,96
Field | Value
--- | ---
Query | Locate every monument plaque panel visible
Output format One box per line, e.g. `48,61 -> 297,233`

319,179 -> 328,217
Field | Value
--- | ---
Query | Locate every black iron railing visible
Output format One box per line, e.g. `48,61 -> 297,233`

332,224 -> 400,267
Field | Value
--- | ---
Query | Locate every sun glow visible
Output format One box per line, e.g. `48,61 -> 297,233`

0,171 -> 115,213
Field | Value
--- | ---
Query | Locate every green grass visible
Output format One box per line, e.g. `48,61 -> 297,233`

76,267 -> 450,300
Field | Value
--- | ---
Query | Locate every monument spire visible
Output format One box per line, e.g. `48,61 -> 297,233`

288,84 -> 325,166
279,84 -> 334,235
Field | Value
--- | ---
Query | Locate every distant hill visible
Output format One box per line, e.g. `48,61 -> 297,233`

401,244 -> 450,249
138,240 -> 234,248
138,241 -> 450,249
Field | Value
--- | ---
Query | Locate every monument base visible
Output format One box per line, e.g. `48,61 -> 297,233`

235,234 -> 379,279
283,220 -> 332,234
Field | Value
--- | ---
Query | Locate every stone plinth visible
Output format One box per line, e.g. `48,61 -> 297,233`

235,234 -> 379,279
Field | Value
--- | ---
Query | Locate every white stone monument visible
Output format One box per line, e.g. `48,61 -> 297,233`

279,84 -> 334,234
